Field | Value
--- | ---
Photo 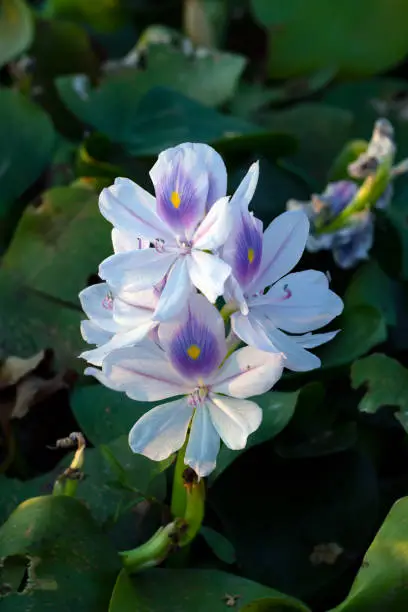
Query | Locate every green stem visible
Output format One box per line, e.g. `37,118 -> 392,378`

220,302 -> 238,323
171,442 -> 188,518
318,161 -> 391,235
180,479 -> 205,547
121,520 -> 186,573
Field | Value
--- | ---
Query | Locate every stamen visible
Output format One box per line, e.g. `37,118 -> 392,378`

154,238 -> 165,252
102,291 -> 114,310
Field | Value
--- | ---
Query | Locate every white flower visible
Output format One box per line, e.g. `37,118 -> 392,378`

85,295 -> 284,477
98,143 -> 233,322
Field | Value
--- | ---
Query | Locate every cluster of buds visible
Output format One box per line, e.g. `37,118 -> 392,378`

79,143 -> 343,477
288,118 -> 407,269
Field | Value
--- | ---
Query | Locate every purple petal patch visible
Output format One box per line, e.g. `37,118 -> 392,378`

168,307 -> 223,380
233,211 -> 263,287
153,150 -> 208,236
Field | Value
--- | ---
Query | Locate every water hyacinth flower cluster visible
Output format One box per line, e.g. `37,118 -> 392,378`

287,118 -> 408,269
80,143 -> 343,477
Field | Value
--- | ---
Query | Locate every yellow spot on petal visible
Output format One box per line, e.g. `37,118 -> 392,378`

187,344 -> 201,360
170,191 -> 181,209
248,248 -> 255,263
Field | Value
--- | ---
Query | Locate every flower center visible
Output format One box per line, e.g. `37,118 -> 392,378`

187,344 -> 201,360
170,191 -> 181,209
188,385 -> 209,408
102,292 -> 114,310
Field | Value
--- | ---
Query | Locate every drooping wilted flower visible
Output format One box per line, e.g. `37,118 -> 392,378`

287,118 -> 403,269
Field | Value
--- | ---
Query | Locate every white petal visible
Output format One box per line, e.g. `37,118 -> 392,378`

258,270 -> 344,333
153,257 -> 193,322
185,402 -> 220,477
80,321 -> 156,367
113,288 -> 156,328
208,394 -> 262,450
211,346 -> 283,398
79,283 -> 119,332
181,143 -> 227,209
112,228 -> 150,253
100,177 -> 173,241
192,196 -> 231,251
294,330 -> 339,349
129,397 -> 193,461
232,311 -> 320,372
84,366 -> 122,390
80,320 -> 113,346
252,210 -> 309,291
102,342 -> 192,401
230,161 -> 259,210
99,249 -> 177,292
187,250 -> 231,303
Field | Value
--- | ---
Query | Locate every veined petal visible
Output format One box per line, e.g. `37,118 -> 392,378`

79,283 -> 119,333
257,270 -> 344,333
180,143 -> 227,210
185,402 -> 220,477
230,161 -> 259,211
211,346 -> 283,398
112,228 -> 150,253
113,288 -> 157,328
100,177 -> 173,241
159,293 -> 226,381
80,320 -> 113,346
80,321 -> 156,367
251,210 -> 309,291
99,249 -> 177,292
153,256 -> 193,322
192,196 -> 231,251
102,342 -> 192,400
187,250 -> 231,303
208,394 -> 262,450
294,330 -> 339,349
150,146 -> 208,239
84,366 -> 122,390
223,276 -> 248,316
129,397 -> 193,461
231,311 -> 320,372
222,208 -> 263,290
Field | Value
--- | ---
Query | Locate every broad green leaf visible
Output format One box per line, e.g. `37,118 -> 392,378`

70,384 -> 155,446
30,18 -> 99,137
241,597 -> 311,611
251,0 -> 408,78
109,568 -> 309,612
317,306 -> 387,369
3,185 -> 111,306
345,261 -> 397,326
351,353 -> 408,432
260,104 -> 353,185
0,435 -> 167,527
0,495 -> 119,610
57,84 -> 281,156
0,0 -> 33,67
57,43 -> 245,117
200,526 -> 236,564
331,497 -> 408,611
0,88 -> 55,250
210,391 -> 299,481
0,270 -> 83,370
